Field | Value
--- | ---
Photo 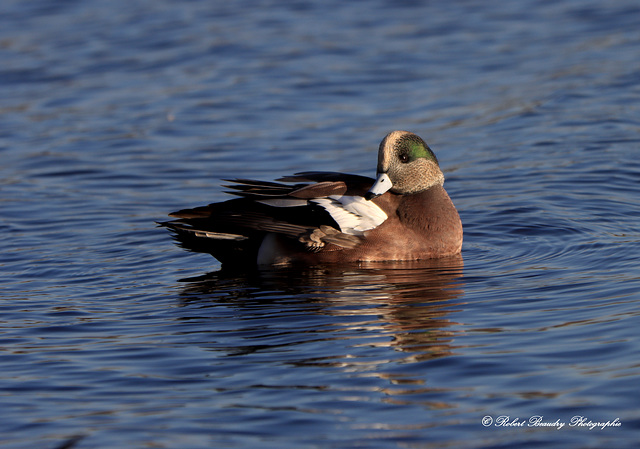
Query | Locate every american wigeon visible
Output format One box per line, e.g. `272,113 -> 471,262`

161,131 -> 462,266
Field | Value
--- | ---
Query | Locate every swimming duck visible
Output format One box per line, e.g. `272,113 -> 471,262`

160,131 -> 462,266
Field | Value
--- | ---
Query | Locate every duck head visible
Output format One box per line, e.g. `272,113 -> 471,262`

366,131 -> 445,200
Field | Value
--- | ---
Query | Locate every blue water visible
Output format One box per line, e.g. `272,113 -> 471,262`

2,0 -> 640,448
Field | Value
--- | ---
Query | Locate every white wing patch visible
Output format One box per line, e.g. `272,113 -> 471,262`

311,195 -> 387,235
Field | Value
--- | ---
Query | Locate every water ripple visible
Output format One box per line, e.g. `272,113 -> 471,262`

2,0 -> 640,448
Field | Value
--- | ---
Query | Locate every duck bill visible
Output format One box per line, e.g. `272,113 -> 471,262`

365,172 -> 392,200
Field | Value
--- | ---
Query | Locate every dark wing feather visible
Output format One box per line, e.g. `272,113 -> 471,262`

168,199 -> 329,237
278,172 -> 374,196
222,178 -> 307,198
161,174 -> 373,264
289,181 -> 347,198
278,171 -> 373,184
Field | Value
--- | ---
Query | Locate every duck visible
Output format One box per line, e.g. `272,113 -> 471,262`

160,130 -> 462,267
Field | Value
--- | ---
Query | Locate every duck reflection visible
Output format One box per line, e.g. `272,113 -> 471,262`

177,257 -> 466,408
177,254 -> 465,363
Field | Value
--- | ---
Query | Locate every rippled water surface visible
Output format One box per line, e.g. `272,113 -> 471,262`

2,0 -> 640,448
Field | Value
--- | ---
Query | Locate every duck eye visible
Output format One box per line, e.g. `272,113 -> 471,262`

399,154 -> 409,163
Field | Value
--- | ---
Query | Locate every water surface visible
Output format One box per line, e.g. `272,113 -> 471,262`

1,0 -> 639,448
